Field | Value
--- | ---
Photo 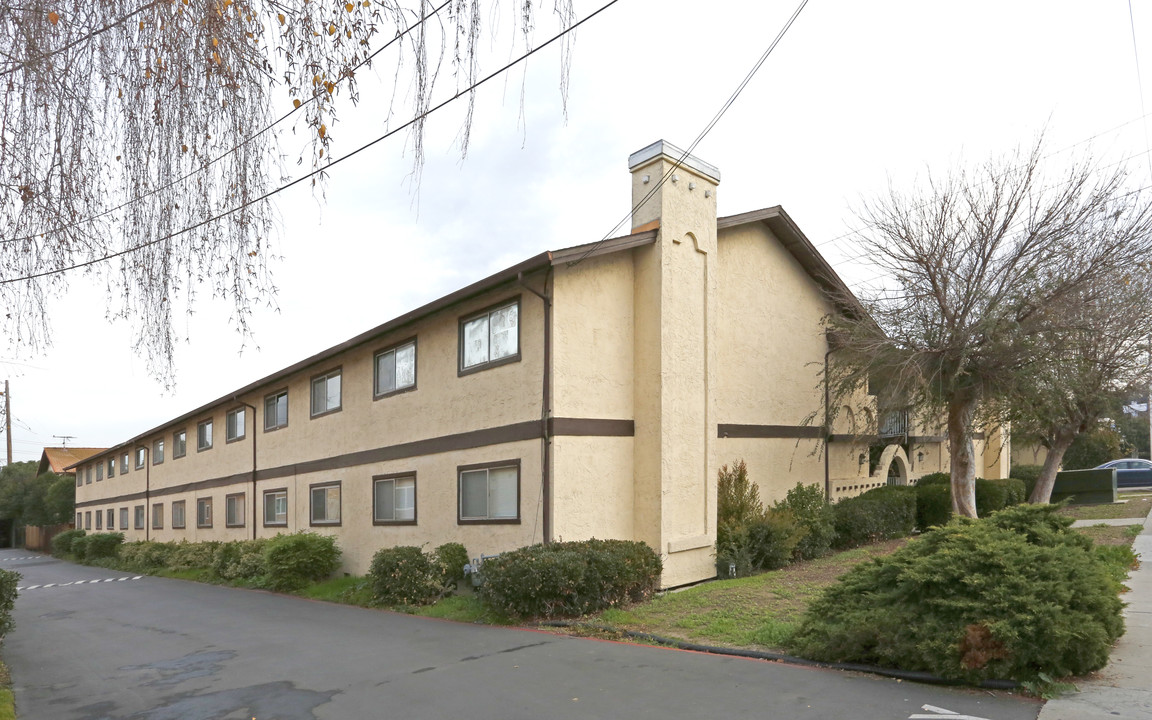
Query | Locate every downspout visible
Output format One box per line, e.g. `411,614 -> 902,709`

234,396 -> 258,541
519,268 -> 553,544
141,445 -> 150,541
824,346 -> 832,502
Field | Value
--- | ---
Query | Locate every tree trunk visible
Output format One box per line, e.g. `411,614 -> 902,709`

1028,429 -> 1076,504
948,398 -> 979,518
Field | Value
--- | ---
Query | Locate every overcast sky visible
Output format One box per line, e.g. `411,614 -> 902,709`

3,0 -> 1152,463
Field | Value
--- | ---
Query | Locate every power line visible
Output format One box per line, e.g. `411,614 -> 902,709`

0,0 -> 165,78
1128,0 -> 1152,181
0,0 -> 453,247
0,0 -> 624,286
565,0 -> 810,267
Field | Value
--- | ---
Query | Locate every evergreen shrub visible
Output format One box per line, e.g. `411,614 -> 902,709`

368,545 -> 441,606
792,504 -> 1125,683
262,532 -> 341,591
212,539 -> 268,580
50,528 -> 86,557
0,568 -> 19,637
832,485 -> 917,548
480,539 -> 661,619
775,482 -> 836,561
83,532 -> 124,560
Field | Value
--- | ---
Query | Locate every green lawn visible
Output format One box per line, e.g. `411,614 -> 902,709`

593,540 -> 907,652
1058,495 -> 1152,520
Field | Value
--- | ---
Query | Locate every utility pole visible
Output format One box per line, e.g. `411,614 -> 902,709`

2,380 -> 9,466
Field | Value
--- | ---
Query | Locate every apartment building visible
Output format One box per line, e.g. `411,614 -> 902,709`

72,141 -> 993,587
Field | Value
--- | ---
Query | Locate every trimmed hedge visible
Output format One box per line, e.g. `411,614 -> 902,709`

51,529 -> 86,557
368,546 -> 441,606
480,539 -> 661,619
792,503 -> 1125,684
915,482 -> 952,530
262,532 -> 341,591
832,486 -> 917,548
83,532 -> 125,561
212,539 -> 268,580
0,568 -> 19,637
914,475 -> 1027,529
434,542 -> 470,585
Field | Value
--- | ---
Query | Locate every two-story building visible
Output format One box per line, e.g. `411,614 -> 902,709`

72,141 -> 990,587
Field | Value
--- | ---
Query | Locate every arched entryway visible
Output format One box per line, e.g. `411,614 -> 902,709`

875,444 -> 910,485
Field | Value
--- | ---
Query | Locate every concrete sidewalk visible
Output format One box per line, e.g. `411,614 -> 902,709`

1038,512 -> 1152,719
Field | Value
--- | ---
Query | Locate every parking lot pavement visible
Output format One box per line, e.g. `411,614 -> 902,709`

5,551 -> 1041,720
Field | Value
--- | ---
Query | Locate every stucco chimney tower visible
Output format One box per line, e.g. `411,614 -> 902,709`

627,141 -> 721,587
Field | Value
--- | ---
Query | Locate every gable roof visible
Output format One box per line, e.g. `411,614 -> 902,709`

39,447 -> 106,476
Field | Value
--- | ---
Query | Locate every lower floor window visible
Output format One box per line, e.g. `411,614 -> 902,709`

310,483 -> 341,525
172,501 -> 186,529
197,498 -> 213,528
107,509 -> 115,530
120,507 -> 129,530
226,494 -> 245,527
458,462 -> 519,522
152,503 -> 163,530
373,474 -> 416,524
264,490 -> 287,526
133,505 -> 145,530
75,512 -> 81,528
84,511 -> 91,530
95,511 -> 102,530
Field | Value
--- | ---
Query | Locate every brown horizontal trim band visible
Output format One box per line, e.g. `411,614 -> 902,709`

908,435 -> 947,443
548,417 -> 634,437
827,434 -> 881,444
75,420 -> 544,508
717,424 -> 824,440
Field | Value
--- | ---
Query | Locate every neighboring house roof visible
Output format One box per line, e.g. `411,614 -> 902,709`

39,447 -> 106,476
69,207 -> 863,467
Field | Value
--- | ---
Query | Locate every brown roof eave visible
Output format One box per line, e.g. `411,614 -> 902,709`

718,206 -> 868,322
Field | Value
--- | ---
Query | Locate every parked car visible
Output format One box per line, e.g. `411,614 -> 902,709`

1094,458 -> 1152,488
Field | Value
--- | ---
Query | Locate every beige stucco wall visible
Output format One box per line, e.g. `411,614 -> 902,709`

550,436 -> 634,542
74,278 -> 550,575
1011,439 -> 1049,468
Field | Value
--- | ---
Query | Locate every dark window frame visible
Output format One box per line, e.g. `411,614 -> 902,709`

95,509 -> 102,530
106,508 -> 115,530
152,438 -> 164,465
120,452 -> 129,475
225,492 -> 246,528
373,337 -> 418,400
458,296 -> 522,376
372,472 -> 418,526
120,507 -> 129,530
264,389 -> 289,432
133,505 -> 145,530
84,511 -> 91,530
172,428 -> 187,459
172,500 -> 186,529
225,407 -> 247,444
309,481 -> 342,527
152,503 -> 164,530
197,418 -> 214,452
263,487 -> 288,527
135,447 -> 146,469
456,458 -> 522,525
107,457 -> 115,478
309,367 -> 343,419
96,463 -> 103,482
196,497 -> 213,528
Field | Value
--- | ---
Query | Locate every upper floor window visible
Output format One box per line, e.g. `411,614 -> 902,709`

374,340 -> 416,398
107,458 -> 115,478
310,369 -> 342,418
264,390 -> 288,431
85,466 -> 92,484
152,439 -> 164,464
197,419 -> 213,451
135,447 -> 146,469
173,429 -> 187,459
96,463 -> 103,482
120,452 -> 129,474
226,408 -> 246,442
460,300 -> 519,373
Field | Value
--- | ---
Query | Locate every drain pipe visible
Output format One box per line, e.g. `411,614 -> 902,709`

140,445 -> 151,541
518,268 -> 553,544
824,346 -> 832,502
233,396 -> 258,540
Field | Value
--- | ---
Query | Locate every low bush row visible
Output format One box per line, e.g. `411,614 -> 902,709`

57,531 -> 340,591
915,475 -> 1027,529
792,504 -> 1127,685
367,542 -> 469,606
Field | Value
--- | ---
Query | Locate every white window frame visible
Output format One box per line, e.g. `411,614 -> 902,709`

458,461 -> 520,523
226,408 -> 246,443
373,473 -> 416,524
459,299 -> 520,373
309,482 -> 341,526
263,489 -> 288,526
310,369 -> 342,418
374,339 -> 417,398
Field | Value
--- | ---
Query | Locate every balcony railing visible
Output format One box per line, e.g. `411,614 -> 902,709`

878,410 -> 908,439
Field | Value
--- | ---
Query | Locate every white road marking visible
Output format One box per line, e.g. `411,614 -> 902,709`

909,705 -> 992,720
17,576 -> 144,591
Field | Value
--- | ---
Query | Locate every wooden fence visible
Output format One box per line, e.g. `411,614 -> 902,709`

23,523 -> 73,552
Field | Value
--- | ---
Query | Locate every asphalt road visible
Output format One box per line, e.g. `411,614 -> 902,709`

3,550 -> 1041,720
